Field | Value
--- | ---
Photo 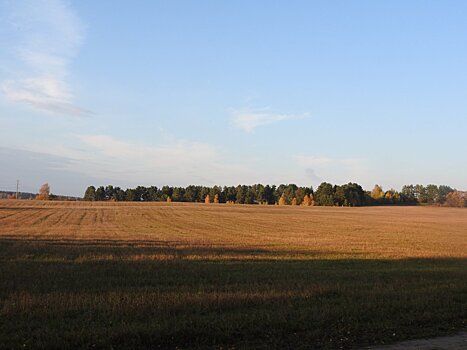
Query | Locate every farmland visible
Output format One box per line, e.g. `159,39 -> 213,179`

0,201 -> 466,349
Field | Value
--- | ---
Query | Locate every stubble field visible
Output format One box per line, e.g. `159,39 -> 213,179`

0,200 -> 466,349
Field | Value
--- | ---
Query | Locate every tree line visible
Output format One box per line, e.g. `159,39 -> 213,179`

83,183 -> 465,207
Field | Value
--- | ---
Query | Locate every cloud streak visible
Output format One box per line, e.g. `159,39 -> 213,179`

25,134 -> 256,187
231,108 -> 307,133
0,0 -> 89,117
294,155 -> 369,186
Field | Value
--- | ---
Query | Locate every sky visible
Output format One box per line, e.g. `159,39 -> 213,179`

1,0 -> 466,196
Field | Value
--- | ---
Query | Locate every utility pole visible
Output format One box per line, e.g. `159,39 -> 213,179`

16,180 -> 19,199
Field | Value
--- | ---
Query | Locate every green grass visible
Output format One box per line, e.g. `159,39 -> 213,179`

1,240 -> 466,349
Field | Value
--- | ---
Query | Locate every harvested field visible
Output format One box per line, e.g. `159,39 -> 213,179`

0,200 -> 466,349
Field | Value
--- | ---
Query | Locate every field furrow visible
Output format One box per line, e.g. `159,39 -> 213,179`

0,200 -> 466,349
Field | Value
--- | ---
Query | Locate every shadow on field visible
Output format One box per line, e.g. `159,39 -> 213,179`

0,238 -> 466,349
0,236 -> 356,260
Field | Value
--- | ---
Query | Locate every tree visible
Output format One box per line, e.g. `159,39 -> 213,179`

205,194 -> 210,204
236,185 -> 247,204
445,191 -> 465,207
199,187 -> 209,202
302,194 -> 311,206
148,186 -> 160,201
172,187 -> 185,202
36,183 -> 50,200
310,193 -> 316,206
425,184 -> 439,204
344,183 -> 366,206
80,182 -> 454,206
315,182 -> 334,206
95,186 -> 106,201
333,183 -> 366,206
334,185 -> 346,205
224,186 -> 237,203
125,189 -> 137,201
294,187 -> 308,205
209,186 -> 222,203
263,185 -> 275,204
401,185 -> 416,201
104,185 -> 115,201
161,186 -> 173,201
278,194 -> 286,206
84,186 -> 96,201
166,196 -> 172,203
414,184 -> 428,203
371,185 -> 384,200
283,184 -> 298,204
437,185 -> 455,204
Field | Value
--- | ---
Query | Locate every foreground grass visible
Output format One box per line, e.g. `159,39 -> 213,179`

0,201 -> 466,349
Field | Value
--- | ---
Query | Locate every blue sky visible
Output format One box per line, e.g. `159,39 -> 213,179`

1,0 -> 466,196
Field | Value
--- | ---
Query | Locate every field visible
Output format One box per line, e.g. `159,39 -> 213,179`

0,201 -> 466,349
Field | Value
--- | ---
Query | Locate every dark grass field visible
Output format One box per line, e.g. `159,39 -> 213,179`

0,201 -> 466,349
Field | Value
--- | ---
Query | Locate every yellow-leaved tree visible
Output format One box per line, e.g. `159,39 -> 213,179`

445,191 -> 466,207
36,183 -> 50,200
371,185 -> 384,199
205,194 -> 210,204
213,194 -> 219,204
278,194 -> 286,206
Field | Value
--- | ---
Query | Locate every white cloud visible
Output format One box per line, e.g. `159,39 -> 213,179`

0,0 -> 89,117
4,133 -> 371,192
24,134 -> 256,187
231,108 -> 307,133
78,135 -> 218,169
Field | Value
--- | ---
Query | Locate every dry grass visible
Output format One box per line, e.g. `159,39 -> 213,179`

1,200 -> 466,259
0,200 -> 466,349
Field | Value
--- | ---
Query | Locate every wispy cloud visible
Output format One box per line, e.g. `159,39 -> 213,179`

0,0 -> 89,117
231,108 -> 307,133
294,155 -> 369,186
24,134 -> 256,187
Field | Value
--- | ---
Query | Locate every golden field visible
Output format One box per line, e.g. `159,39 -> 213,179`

0,200 -> 466,349
1,200 -> 466,259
